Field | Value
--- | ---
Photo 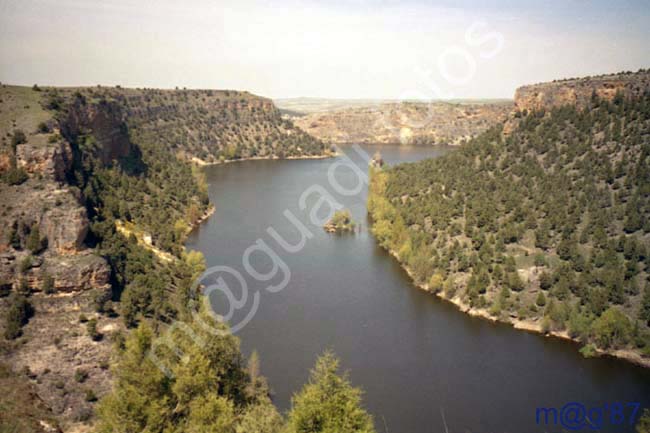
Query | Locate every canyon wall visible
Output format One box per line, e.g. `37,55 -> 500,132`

291,101 -> 513,146
513,70 -> 650,113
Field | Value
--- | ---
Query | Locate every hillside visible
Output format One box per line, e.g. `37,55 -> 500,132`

368,69 -> 650,366
0,84 -> 361,432
292,101 -> 512,146
57,86 -> 329,164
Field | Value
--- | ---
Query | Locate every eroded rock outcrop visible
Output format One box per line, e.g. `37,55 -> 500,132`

513,69 -> 650,113
16,139 -> 73,182
292,101 -> 512,146
60,96 -> 133,165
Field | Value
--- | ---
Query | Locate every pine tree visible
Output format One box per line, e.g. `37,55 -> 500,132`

536,291 -> 547,307
286,351 -> 375,433
640,286 -> 650,326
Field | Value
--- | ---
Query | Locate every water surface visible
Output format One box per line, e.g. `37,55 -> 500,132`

186,144 -> 650,433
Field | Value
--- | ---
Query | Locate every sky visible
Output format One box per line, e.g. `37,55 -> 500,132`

0,0 -> 649,100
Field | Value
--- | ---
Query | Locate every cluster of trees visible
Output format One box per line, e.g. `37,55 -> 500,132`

0,129 -> 29,185
7,221 -> 48,254
325,209 -> 356,232
97,314 -> 375,433
369,91 -> 650,357
3,293 -> 33,340
41,91 -> 213,325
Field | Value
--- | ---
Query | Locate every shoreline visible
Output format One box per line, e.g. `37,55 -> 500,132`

190,152 -> 337,167
382,246 -> 650,369
191,205 -> 215,229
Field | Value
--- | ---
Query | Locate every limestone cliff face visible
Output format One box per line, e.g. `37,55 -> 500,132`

0,86 -> 112,296
60,97 -> 133,165
16,139 -> 73,182
0,87 -> 134,432
58,87 -> 327,164
292,101 -> 513,146
513,70 -> 650,113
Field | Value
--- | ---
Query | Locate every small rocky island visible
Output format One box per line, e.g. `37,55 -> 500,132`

324,209 -> 356,233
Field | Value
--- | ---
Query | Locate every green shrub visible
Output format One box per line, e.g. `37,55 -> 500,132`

18,255 -> 33,273
84,388 -> 97,402
3,293 -> 34,340
590,307 -> 632,349
11,129 -> 26,147
41,274 -> 55,294
86,318 -> 102,341
75,369 -> 89,383
2,168 -> 28,186
579,343 -> 598,358
36,122 -> 49,133
536,291 -> 547,307
26,225 -> 47,254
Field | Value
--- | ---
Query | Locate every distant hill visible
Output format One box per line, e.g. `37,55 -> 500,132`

287,100 -> 513,146
274,97 -> 512,115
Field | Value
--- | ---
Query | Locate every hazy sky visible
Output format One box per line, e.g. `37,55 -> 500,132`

1,0 -> 649,99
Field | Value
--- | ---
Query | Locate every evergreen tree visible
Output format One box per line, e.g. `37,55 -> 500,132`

286,351 -> 375,433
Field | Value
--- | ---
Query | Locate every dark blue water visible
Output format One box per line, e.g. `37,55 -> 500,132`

186,143 -> 650,433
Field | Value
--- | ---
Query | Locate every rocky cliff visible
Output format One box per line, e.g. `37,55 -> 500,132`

0,85 -> 118,432
291,101 -> 512,146
513,69 -> 650,113
57,87 -> 329,164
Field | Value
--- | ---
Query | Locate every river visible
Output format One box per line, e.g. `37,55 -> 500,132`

186,143 -> 650,433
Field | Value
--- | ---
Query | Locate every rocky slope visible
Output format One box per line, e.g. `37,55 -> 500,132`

0,85 -> 117,432
513,69 -> 650,113
0,84 -> 329,432
57,87 -> 329,164
291,101 -> 512,146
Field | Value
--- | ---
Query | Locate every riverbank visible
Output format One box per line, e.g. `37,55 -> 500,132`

381,245 -> 650,369
190,205 -> 215,229
190,151 -> 338,166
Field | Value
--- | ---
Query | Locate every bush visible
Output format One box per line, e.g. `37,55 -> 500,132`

3,293 -> 34,340
579,343 -> 598,358
87,318 -> 102,341
536,291 -> 547,307
36,122 -> 50,134
11,129 -> 26,147
84,388 -> 98,402
41,274 -> 55,294
26,225 -> 47,254
428,273 -> 444,293
75,369 -> 89,383
2,168 -> 28,185
507,272 -> 525,292
590,307 -> 632,349
18,255 -> 33,273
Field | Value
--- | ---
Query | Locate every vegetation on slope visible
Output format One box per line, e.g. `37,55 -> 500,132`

97,314 -> 374,433
54,86 -> 327,163
369,91 -> 650,362
1,84 -> 372,432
